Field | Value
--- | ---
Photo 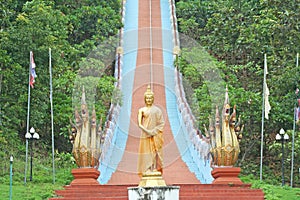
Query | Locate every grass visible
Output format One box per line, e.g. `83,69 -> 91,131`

241,176 -> 300,200
0,183 -> 64,200
0,152 -> 75,200
0,167 -> 72,200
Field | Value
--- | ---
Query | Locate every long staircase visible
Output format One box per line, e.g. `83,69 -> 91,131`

98,0 -> 212,185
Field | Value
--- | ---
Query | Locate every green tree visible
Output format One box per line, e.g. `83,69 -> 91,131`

176,0 -> 300,184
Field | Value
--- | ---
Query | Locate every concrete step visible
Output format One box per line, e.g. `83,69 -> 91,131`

51,183 -> 264,200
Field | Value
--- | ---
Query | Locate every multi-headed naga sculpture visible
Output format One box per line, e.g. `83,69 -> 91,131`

70,88 -> 102,168
209,87 -> 243,167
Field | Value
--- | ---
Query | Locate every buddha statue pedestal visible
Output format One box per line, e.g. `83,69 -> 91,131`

138,171 -> 166,187
128,171 -> 179,200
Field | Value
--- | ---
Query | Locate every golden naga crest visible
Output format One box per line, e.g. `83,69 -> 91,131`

208,87 -> 243,167
69,88 -> 102,168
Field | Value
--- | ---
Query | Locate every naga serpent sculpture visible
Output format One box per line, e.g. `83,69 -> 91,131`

69,88 -> 102,168
209,87 -> 243,167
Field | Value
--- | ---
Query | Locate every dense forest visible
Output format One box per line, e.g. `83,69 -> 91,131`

0,0 -> 299,186
175,0 -> 300,185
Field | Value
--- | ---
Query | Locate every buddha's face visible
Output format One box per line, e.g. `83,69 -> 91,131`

144,94 -> 154,106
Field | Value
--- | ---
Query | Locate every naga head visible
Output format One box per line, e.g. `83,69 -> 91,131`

209,86 -> 243,167
70,88 -> 103,168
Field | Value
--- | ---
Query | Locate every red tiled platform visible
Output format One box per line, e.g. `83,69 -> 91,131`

50,168 -> 264,200
50,183 -> 264,200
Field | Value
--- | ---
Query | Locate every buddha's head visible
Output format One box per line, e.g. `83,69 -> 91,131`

144,85 -> 154,106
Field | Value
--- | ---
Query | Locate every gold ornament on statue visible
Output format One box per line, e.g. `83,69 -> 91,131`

209,86 -> 243,167
173,46 -> 181,55
70,87 -> 102,168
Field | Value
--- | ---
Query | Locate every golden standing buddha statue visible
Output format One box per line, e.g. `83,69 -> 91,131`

137,85 -> 165,177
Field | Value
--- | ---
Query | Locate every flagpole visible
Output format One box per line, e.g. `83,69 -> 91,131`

260,54 -> 267,181
24,51 -> 32,184
291,53 -> 299,187
49,48 -> 55,184
0,74 -> 2,126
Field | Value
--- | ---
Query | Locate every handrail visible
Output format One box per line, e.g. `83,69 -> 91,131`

99,0 -> 125,162
170,0 -> 179,47
170,0 -> 210,160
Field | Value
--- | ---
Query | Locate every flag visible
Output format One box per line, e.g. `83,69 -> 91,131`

295,107 -> 300,122
296,98 -> 300,122
264,56 -> 271,119
29,51 -> 37,88
264,82 -> 271,119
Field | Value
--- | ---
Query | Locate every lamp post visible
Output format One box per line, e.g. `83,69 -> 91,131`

25,127 -> 39,181
9,155 -> 13,200
275,128 -> 289,186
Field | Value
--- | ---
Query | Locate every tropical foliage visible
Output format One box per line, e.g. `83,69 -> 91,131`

0,0 -> 122,187
176,0 -> 300,186
0,0 -> 122,152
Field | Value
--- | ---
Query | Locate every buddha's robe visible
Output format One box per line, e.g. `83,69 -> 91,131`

137,105 -> 165,176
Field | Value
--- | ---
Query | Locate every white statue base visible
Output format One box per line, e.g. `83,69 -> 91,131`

128,186 -> 180,200
128,171 -> 179,200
